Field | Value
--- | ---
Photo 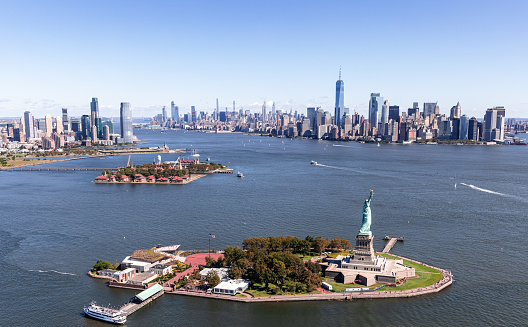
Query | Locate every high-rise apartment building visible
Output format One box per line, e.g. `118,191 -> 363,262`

335,69 -> 344,127
120,102 -> 133,143
369,93 -> 383,127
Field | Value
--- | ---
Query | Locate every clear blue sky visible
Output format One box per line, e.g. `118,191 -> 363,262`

1,0 -> 527,119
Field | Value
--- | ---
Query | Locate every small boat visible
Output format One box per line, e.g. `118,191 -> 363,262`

383,235 -> 390,240
377,142 -> 380,147
191,149 -> 200,157
84,301 -> 126,324
206,157 -> 210,161
311,161 -> 317,165
237,172 -> 244,178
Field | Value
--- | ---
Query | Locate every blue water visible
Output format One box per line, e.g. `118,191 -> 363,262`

1,129 -> 527,326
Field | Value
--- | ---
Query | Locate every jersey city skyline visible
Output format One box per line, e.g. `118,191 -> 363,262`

0,1 -> 526,118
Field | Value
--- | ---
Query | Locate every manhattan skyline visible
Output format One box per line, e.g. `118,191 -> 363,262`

1,1 -> 527,118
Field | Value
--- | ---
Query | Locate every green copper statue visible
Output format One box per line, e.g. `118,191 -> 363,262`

358,190 -> 373,235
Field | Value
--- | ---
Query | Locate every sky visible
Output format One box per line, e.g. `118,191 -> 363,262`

1,0 -> 527,119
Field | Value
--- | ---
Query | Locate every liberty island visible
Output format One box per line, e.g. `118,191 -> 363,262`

84,189 -> 451,325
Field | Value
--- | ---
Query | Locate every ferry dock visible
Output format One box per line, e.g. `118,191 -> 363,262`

382,236 -> 404,253
119,284 -> 164,316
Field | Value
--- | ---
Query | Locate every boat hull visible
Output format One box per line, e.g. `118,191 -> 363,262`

84,308 -> 127,325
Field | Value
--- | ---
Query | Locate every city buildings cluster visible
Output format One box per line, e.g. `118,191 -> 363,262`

148,73 -> 525,144
0,98 -> 135,151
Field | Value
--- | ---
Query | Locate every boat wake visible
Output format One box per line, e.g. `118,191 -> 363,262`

29,269 -> 77,276
458,183 -> 505,196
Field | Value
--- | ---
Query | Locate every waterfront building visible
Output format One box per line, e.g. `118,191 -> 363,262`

459,115 -> 469,140
307,107 -> 316,131
484,107 -> 505,142
24,111 -> 34,139
120,102 -> 134,143
468,117 -> 478,140
381,100 -> 389,124
369,93 -> 383,127
335,69 -> 344,127
213,279 -> 250,295
451,118 -> 460,140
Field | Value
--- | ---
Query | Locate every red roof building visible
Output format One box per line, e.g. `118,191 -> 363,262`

94,175 -> 109,183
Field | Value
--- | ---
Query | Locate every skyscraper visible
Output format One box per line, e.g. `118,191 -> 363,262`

369,93 -> 383,127
423,102 -> 437,118
62,108 -> 69,132
262,101 -> 267,122
335,69 -> 344,127
216,98 -> 219,120
389,106 -> 400,121
171,101 -> 179,122
483,107 -> 505,142
459,114 -> 469,140
45,114 -> 52,137
381,100 -> 389,124
24,111 -> 34,139
120,102 -> 133,143
450,102 -> 461,119
162,106 -> 167,122
90,98 -> 99,136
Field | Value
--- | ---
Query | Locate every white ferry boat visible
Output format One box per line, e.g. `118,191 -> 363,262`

237,171 -> 244,178
84,301 -> 127,324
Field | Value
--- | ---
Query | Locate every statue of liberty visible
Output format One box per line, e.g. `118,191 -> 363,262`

358,190 -> 373,235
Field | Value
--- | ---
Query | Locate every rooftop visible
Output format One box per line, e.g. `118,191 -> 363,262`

130,248 -> 166,263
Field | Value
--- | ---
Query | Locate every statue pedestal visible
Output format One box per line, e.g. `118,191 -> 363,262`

353,234 -> 375,264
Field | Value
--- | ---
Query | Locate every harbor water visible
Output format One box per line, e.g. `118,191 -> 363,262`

1,129 -> 527,326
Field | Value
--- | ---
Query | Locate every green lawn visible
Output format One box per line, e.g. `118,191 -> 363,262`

387,272 -> 443,291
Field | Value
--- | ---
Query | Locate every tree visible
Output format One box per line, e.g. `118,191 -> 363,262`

92,260 -> 112,272
205,271 -> 220,288
313,237 -> 330,254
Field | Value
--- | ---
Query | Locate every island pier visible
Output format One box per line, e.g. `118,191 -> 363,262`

119,284 -> 164,317
382,238 -> 398,253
